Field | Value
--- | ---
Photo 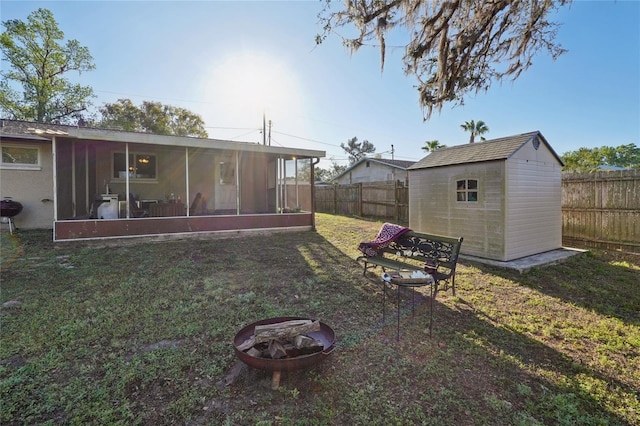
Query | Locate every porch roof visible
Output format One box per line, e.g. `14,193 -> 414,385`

0,119 -> 325,159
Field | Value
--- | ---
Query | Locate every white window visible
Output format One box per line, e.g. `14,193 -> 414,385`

456,179 -> 478,202
113,152 -> 157,180
1,144 -> 41,170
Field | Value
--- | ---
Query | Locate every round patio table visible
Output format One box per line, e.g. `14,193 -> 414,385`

382,272 -> 436,340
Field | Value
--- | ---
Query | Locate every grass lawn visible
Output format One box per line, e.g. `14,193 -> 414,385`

1,213 -> 639,425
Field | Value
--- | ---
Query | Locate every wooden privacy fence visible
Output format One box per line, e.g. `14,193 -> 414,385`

315,171 -> 639,251
315,182 -> 409,223
562,170 -> 639,252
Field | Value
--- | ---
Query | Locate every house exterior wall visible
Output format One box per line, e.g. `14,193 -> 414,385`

409,161 -> 506,260
504,141 -> 563,259
334,161 -> 407,184
187,148 -> 217,211
0,140 -> 54,229
240,152 -> 269,213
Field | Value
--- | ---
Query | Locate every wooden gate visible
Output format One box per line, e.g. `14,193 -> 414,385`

562,170 -> 639,252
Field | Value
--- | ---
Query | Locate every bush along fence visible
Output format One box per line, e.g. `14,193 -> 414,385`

315,170 -> 639,252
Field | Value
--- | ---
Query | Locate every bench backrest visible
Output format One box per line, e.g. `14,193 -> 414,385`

383,231 -> 463,277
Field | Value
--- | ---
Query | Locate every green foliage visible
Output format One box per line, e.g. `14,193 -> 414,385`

95,98 -> 208,137
0,8 -> 96,123
460,119 -> 490,143
421,139 -> 446,153
340,136 -> 376,165
561,143 -> 640,172
315,158 -> 347,182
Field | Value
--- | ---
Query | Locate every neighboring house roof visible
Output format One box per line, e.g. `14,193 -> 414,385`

332,157 -> 415,182
408,131 -> 564,170
0,119 -> 325,159
597,165 -> 630,171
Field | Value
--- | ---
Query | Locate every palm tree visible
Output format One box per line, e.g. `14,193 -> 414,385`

460,120 -> 489,144
421,140 -> 446,153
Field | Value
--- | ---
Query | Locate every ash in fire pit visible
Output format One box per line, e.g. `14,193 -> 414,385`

233,317 -> 335,389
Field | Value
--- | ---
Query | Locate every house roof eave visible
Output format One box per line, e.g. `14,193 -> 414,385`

68,128 -> 325,158
1,120 -> 325,159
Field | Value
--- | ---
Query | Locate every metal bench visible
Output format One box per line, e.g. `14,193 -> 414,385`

357,231 -> 463,295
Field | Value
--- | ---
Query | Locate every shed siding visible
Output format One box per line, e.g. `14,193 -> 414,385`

409,161 -> 506,259
335,161 -> 407,185
505,142 -> 563,259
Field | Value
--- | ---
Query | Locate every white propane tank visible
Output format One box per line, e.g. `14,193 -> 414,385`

97,200 -> 118,219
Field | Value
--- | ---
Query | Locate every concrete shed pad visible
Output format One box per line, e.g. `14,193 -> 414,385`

460,248 -> 588,274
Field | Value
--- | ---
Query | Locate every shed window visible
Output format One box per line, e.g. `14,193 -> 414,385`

113,152 -> 157,180
456,179 -> 478,202
1,144 -> 41,170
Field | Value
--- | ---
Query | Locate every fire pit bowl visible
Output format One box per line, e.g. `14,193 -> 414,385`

233,316 -> 336,388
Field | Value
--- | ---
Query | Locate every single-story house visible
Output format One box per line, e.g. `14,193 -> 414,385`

408,131 -> 564,261
332,158 -> 415,185
0,120 -> 325,242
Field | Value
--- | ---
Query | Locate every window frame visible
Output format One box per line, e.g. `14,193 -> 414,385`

0,143 -> 42,170
456,178 -> 479,203
111,151 -> 158,182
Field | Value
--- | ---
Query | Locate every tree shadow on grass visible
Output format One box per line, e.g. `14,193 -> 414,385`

459,251 -> 640,327
395,293 -> 638,425
3,227 -> 636,425
274,230 -> 637,424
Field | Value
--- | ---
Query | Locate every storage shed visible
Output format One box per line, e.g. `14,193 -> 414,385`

408,131 -> 564,261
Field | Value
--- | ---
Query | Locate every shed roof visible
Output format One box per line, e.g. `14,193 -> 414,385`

408,131 -> 563,170
0,119 -> 325,159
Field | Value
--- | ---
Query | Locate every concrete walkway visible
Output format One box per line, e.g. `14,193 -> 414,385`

459,247 -> 588,273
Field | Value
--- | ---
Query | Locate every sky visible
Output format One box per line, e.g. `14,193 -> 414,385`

1,0 -> 639,169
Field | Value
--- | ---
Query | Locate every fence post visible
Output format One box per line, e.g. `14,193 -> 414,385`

333,184 -> 338,214
394,181 -> 399,222
358,183 -> 363,217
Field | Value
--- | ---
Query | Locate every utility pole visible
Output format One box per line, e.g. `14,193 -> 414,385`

268,120 -> 272,146
391,144 -> 395,160
262,112 -> 266,145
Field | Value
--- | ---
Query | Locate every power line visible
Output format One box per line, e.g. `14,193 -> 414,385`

206,126 -> 259,131
93,90 -> 422,162
271,130 -> 342,148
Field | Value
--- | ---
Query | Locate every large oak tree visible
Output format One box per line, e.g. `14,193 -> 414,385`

0,8 -> 95,123
96,99 -> 208,138
318,0 -> 570,119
